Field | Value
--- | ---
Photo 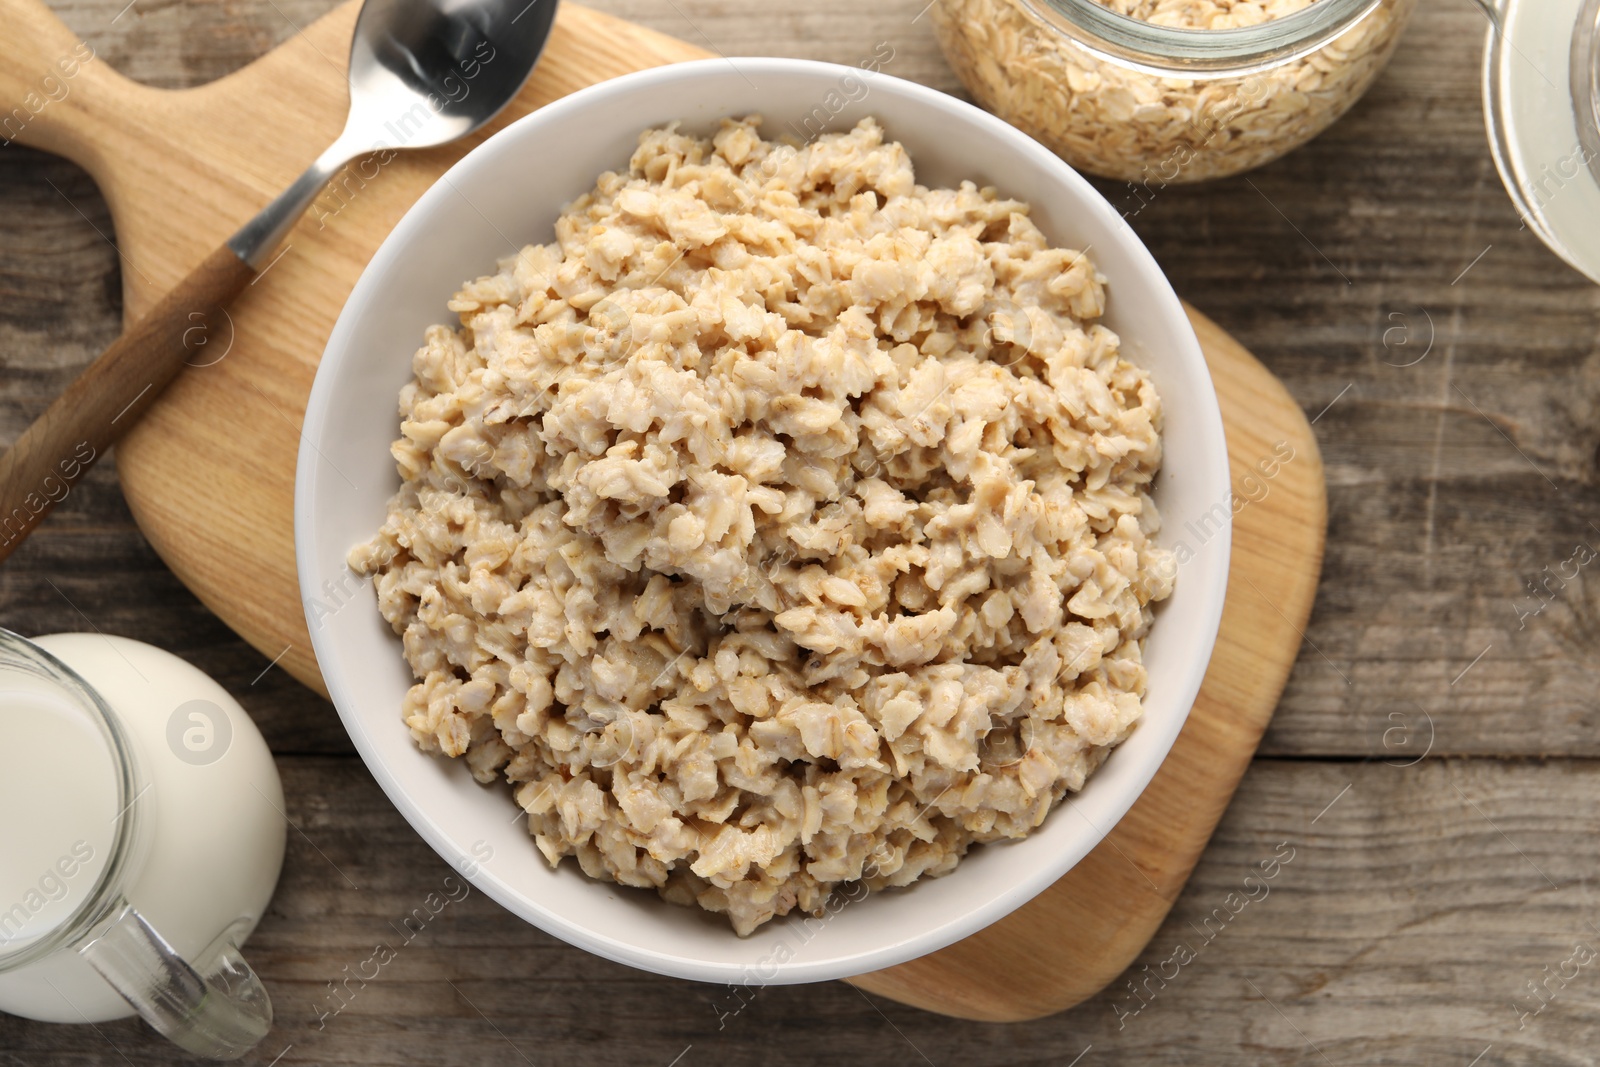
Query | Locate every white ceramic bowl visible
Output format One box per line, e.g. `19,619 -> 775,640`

296,57 -> 1231,985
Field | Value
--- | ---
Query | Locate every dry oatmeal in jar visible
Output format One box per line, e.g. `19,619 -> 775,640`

933,0 -> 1416,184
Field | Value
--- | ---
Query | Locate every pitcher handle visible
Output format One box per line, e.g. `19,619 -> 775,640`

76,899 -> 272,1061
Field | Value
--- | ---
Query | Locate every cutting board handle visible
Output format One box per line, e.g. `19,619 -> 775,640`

0,0 -> 136,165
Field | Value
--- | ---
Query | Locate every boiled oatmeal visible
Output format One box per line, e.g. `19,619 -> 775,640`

349,116 -> 1176,935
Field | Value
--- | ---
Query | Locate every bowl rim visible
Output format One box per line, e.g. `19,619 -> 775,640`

295,55 -> 1231,984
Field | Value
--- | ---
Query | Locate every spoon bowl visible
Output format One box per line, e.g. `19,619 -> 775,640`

348,0 -> 558,147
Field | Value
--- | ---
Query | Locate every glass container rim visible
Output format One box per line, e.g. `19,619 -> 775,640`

1575,0 -> 1600,184
0,628 -> 145,972
1481,0 -> 1600,285
1015,0 -> 1391,73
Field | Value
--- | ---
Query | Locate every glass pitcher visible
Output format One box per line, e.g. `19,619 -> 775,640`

0,629 -> 286,1060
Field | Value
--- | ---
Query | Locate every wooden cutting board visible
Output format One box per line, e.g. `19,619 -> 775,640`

0,0 -> 1325,1021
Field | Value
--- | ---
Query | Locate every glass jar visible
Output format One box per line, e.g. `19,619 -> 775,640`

1483,0 -> 1600,284
932,0 -> 1418,183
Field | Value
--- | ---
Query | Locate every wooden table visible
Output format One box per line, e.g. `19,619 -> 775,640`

3,1 -> 1597,1063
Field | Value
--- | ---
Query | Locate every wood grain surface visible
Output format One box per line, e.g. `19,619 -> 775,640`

0,240 -> 251,561
2,0 -> 1598,1063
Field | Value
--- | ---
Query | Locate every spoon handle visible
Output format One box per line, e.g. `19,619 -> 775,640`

0,245 -> 254,562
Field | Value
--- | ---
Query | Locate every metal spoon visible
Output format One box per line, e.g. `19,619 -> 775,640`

0,0 -> 558,561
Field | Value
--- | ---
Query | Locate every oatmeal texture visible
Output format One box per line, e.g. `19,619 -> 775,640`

350,117 -> 1175,935
1096,0 -> 1318,28
933,0 -> 1414,183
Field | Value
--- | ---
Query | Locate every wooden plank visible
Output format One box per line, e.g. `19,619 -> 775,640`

2,0 -> 1599,1059
5,1 -> 1595,757
8,0 -> 1592,758
5,756 -> 1594,1065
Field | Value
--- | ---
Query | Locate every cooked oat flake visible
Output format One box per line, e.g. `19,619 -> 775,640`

350,116 -> 1176,934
